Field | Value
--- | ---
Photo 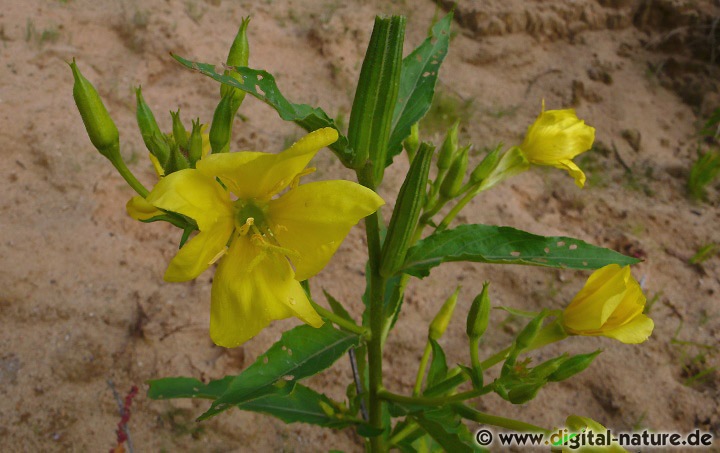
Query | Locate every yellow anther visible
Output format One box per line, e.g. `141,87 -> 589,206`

250,234 -> 301,260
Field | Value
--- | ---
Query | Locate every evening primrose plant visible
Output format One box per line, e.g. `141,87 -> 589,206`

72,13 -> 651,452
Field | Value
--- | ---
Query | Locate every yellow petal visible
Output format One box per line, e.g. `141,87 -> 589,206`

209,235 -> 323,348
126,196 -> 163,221
556,160 -> 586,188
164,218 -> 234,282
196,128 -> 339,200
602,314 -> 654,344
563,265 -> 629,332
564,416 -> 629,453
521,108 -> 595,164
148,152 -> 165,177
268,180 -> 384,281
146,169 -> 233,231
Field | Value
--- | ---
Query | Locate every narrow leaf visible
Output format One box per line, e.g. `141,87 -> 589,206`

172,55 -> 353,166
148,376 -> 233,400
402,224 -> 641,278
387,13 -> 453,166
412,408 -> 477,453
323,289 -> 355,323
200,324 -> 360,420
426,339 -> 448,389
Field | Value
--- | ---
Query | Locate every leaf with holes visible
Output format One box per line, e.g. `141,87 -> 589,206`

172,54 -> 353,166
148,376 -> 233,400
401,224 -> 640,278
386,13 -> 452,166
199,323 -> 360,420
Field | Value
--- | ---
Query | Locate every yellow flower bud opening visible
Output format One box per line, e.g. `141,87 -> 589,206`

562,264 -> 654,344
519,101 -> 595,188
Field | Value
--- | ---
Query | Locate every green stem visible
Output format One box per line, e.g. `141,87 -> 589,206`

452,403 -> 549,433
435,186 -> 478,233
412,341 -> 432,396
378,384 -> 493,406
389,422 -> 420,446
309,301 -> 369,338
469,337 -> 481,371
110,151 -> 149,197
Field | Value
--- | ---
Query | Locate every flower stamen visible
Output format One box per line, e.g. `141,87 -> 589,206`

250,233 -> 300,260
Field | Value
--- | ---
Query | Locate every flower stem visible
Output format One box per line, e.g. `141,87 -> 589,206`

378,384 -> 493,406
435,186 -> 478,233
109,151 -> 149,198
452,403 -> 549,433
309,301 -> 369,338
412,341 -> 432,396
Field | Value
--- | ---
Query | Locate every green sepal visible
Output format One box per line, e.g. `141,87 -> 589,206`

187,118 -> 203,165
170,109 -> 188,150
437,121 -> 459,171
347,15 -> 405,182
547,350 -> 602,382
135,86 -> 168,165
470,144 -> 502,184
209,93 -> 234,154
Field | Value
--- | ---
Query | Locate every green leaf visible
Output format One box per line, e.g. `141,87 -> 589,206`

148,376 -> 233,400
426,339 -> 448,389
323,289 -> 355,324
412,408 -> 478,453
402,224 -> 641,278
200,323 -> 360,420
172,55 -> 353,167
387,13 -> 453,166
238,384 -> 357,429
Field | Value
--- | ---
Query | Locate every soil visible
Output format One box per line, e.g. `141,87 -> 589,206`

1,0 -> 718,451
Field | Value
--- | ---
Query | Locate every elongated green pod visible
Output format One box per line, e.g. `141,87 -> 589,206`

209,93 -> 234,154
466,282 -> 491,339
515,310 -> 547,351
379,143 -> 434,277
135,87 -> 169,165
170,109 -> 188,151
547,350 -> 601,382
347,15 -> 405,183
188,118 -> 204,165
437,120 -> 459,170
470,145 -> 501,184
70,60 -> 120,160
439,145 -> 469,199
221,17 -> 250,112
429,286 -> 460,340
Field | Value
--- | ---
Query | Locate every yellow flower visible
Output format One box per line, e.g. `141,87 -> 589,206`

127,128 -> 212,221
144,128 -> 384,347
562,415 -> 629,452
519,101 -> 595,187
562,264 -> 653,344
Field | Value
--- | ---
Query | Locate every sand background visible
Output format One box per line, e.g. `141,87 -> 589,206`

0,0 -> 718,451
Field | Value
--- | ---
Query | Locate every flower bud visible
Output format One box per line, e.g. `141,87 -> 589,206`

429,286 -> 460,340
439,145 -> 469,199
221,16 -> 250,111
70,60 -> 120,160
547,350 -> 601,382
135,87 -> 169,165
171,109 -> 188,151
466,282 -> 491,339
165,140 -> 189,174
470,145 -> 501,184
515,311 -> 547,352
209,93 -> 234,154
507,379 -> 545,404
529,354 -> 569,380
437,121 -> 459,170
403,123 -> 420,158
188,118 -> 204,165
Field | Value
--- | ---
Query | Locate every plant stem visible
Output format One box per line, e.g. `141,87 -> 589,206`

110,153 -> 149,198
452,403 -> 549,433
412,341 -> 432,396
309,301 -> 369,337
378,384 -> 493,406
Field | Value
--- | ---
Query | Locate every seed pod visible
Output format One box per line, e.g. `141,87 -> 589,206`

135,87 -> 169,165
437,121 -> 459,170
470,145 -> 501,184
379,143 -> 434,278
466,282 -> 491,339
547,350 -> 601,382
171,109 -> 188,151
429,286 -> 460,340
209,93 -> 234,154
188,118 -> 204,165
515,311 -> 547,352
221,16 -> 250,111
70,60 -> 120,160
439,145 -> 469,199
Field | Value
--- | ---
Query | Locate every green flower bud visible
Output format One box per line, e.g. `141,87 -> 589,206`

439,145 -> 469,199
470,145 -> 501,184
507,379 -> 545,404
165,139 -> 189,174
429,286 -> 460,340
170,109 -> 188,151
135,87 -> 169,165
547,350 -> 601,382
515,310 -> 548,352
188,118 -> 204,165
478,146 -> 530,191
403,123 -> 420,158
466,282 -> 491,339
529,354 -> 569,380
221,16 -> 250,111
437,120 -> 459,170
209,93 -> 234,154
379,143 -> 434,278
70,60 -> 120,160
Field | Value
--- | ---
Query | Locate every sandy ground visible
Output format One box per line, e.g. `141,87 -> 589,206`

1,0 -> 719,451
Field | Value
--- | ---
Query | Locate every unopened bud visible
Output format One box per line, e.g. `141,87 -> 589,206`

515,311 -> 547,351
403,123 -> 420,157
171,109 -> 188,151
507,379 -> 544,404
188,118 -> 204,165
135,87 -> 169,165
221,16 -> 250,111
470,145 -> 501,184
439,145 -> 469,199
429,286 -> 460,340
437,121 -> 459,170
70,60 -> 120,160
547,350 -> 601,382
466,282 -> 491,339
209,93 -> 234,154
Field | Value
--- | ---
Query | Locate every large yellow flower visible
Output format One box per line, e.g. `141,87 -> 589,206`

143,128 -> 383,347
562,264 -> 653,344
519,102 -> 595,187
